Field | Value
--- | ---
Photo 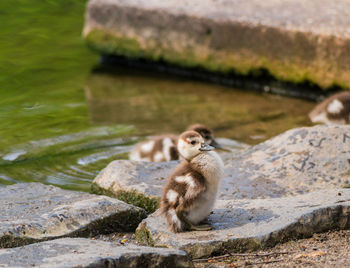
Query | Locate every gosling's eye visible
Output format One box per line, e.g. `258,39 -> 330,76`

190,140 -> 196,145
205,136 -> 210,139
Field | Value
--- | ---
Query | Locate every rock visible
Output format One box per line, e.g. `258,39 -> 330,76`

0,238 -> 193,268
0,183 -> 146,248
83,0 -> 350,89
92,160 -> 176,214
223,124 -> 350,199
136,189 -> 350,258
93,125 -> 350,210
93,160 -> 177,200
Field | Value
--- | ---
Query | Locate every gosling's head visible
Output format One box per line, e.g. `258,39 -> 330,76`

187,124 -> 222,149
177,131 -> 214,160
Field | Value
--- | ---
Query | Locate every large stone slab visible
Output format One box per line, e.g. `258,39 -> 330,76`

0,238 -> 192,268
93,125 -> 350,209
223,124 -> 350,199
0,183 -> 146,248
136,189 -> 350,258
83,0 -> 350,89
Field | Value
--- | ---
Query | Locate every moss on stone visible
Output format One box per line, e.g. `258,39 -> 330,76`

85,29 -> 142,58
115,190 -> 160,215
135,222 -> 154,247
84,27 -> 350,89
91,183 -> 159,214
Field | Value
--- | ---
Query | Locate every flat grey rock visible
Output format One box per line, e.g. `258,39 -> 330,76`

0,238 -> 193,268
93,160 -> 178,200
83,0 -> 350,88
93,125 -> 350,203
223,124 -> 350,199
136,189 -> 350,258
0,183 -> 146,248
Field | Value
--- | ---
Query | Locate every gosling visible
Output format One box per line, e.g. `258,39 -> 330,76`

160,131 -> 224,232
309,91 -> 350,124
129,124 -> 223,162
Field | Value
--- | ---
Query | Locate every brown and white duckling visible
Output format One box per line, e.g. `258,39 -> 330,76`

129,124 -> 223,162
186,124 -> 223,149
160,131 -> 224,233
309,91 -> 350,124
129,134 -> 178,162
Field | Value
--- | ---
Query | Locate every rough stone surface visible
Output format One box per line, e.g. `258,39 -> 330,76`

0,238 -> 193,268
83,0 -> 350,88
136,189 -> 350,258
223,124 -> 350,199
93,160 -> 177,199
0,183 -> 146,248
93,125 -> 350,202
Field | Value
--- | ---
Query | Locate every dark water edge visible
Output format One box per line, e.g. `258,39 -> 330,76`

99,55 -> 340,102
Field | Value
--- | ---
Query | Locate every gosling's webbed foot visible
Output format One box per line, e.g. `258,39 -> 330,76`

176,209 -> 213,232
189,224 -> 213,231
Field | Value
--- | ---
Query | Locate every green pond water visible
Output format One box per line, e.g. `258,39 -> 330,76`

0,0 -> 315,192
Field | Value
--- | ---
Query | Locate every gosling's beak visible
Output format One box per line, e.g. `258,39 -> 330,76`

209,139 -> 223,149
199,142 -> 214,151
210,138 -> 232,152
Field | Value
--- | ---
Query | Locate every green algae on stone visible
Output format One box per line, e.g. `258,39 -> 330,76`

135,222 -> 155,247
84,28 -> 325,87
115,190 -> 160,215
85,29 -> 142,58
91,182 -> 159,214
83,0 -> 350,89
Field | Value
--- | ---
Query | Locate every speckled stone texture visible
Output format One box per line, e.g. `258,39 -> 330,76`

0,238 -> 193,268
83,0 -> 350,88
0,183 -> 146,248
136,189 -> 350,258
93,125 -> 350,201
223,124 -> 350,198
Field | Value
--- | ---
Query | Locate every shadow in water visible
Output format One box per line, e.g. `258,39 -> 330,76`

100,55 -> 341,101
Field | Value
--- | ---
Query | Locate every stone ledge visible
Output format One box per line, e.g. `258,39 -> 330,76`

136,189 -> 350,258
83,0 -> 350,89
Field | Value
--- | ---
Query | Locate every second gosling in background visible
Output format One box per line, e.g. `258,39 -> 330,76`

160,131 -> 224,233
129,124 -> 223,162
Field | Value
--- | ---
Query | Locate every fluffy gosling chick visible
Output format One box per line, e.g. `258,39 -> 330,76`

160,131 -> 224,233
187,124 -> 223,149
309,91 -> 350,124
129,134 -> 178,162
129,124 -> 222,162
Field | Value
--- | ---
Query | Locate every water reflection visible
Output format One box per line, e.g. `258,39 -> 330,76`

0,125 -> 135,191
85,66 -> 315,144
0,65 -> 316,192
